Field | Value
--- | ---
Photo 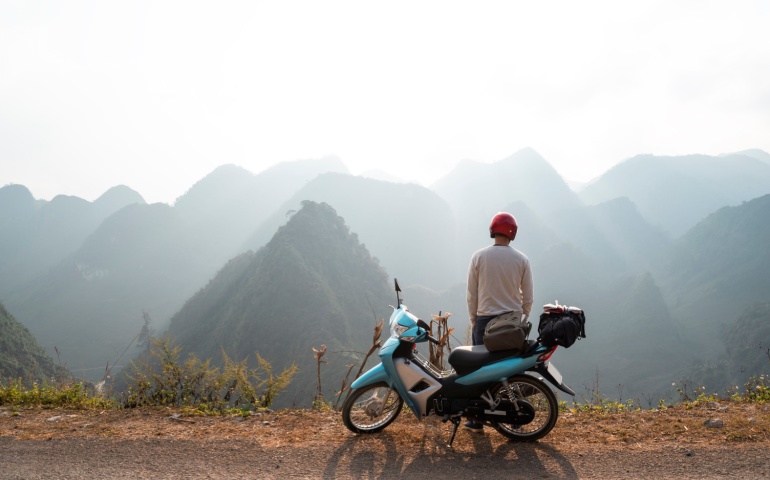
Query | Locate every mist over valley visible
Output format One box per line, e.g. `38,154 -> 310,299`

2,148 -> 770,407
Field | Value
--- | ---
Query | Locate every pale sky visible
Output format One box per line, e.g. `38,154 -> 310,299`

2,1 -> 769,204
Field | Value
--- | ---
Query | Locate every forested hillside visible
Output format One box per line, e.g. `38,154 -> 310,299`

724,302 -> 770,384
0,302 -> 71,384
166,201 -> 393,407
653,194 -> 770,352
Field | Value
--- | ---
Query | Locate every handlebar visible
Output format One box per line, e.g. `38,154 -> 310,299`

414,319 -> 441,345
415,327 -> 440,345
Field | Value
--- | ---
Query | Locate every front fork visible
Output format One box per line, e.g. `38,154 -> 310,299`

376,387 -> 396,416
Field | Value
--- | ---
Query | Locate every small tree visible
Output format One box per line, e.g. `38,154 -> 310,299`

312,344 -> 327,407
137,311 -> 154,355
429,311 -> 454,371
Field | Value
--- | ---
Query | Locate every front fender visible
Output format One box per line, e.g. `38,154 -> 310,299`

351,363 -> 390,389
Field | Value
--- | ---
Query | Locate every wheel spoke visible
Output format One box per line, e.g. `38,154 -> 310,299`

342,383 -> 403,434
490,375 -> 558,441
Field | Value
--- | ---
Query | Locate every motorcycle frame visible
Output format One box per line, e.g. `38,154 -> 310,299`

351,305 -> 573,421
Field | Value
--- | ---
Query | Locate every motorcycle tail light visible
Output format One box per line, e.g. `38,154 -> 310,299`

537,346 -> 558,362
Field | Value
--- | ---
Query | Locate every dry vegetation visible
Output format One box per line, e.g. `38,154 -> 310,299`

2,399 -> 768,450
3,335 -> 769,477
2,400 -> 769,479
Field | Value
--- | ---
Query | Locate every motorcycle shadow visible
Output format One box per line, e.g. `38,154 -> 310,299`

322,419 -> 578,479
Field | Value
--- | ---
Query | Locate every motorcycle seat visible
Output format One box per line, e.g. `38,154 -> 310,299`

448,341 -> 538,375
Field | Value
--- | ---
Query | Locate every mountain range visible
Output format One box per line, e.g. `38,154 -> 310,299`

2,148 -> 769,405
0,184 -> 144,294
579,151 -> 770,237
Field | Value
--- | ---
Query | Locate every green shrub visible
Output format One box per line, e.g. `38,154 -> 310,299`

0,379 -> 115,409
122,338 -> 297,412
739,374 -> 769,403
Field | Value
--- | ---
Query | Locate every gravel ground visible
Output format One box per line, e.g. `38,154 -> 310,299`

1,404 -> 769,479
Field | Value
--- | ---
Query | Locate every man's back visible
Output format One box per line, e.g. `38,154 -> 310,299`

467,244 -> 533,321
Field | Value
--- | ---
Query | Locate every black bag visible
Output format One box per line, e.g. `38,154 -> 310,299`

537,304 -> 586,348
483,312 -> 532,353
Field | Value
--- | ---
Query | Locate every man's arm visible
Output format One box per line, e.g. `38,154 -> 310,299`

466,255 -> 479,324
521,260 -> 534,318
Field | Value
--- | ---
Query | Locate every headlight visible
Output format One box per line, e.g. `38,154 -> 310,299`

391,323 -> 409,338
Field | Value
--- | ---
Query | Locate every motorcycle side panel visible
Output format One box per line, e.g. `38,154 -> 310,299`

454,355 -> 539,386
350,359 -> 423,418
393,358 -> 442,418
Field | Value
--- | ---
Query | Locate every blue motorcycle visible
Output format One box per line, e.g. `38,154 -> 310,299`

342,279 -> 575,446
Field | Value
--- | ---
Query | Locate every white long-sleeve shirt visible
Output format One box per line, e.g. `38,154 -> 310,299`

467,244 -> 533,323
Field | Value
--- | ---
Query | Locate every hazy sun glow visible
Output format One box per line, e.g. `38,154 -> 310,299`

2,0 -> 769,203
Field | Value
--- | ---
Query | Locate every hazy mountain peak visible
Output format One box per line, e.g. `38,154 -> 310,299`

433,148 -> 581,223
95,184 -> 145,201
48,194 -> 91,210
182,164 -> 254,192
0,184 -> 38,221
0,183 -> 35,204
502,146 -> 546,163
357,169 -> 405,183
723,148 -> 770,164
175,158 -> 350,212
268,200 -> 379,265
262,155 -> 349,176
498,148 -> 563,178
245,171 -> 459,288
174,164 -> 256,209
580,153 -> 770,237
93,185 -> 145,213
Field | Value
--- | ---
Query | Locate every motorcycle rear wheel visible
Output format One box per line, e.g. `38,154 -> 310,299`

489,374 -> 558,441
341,382 -> 403,434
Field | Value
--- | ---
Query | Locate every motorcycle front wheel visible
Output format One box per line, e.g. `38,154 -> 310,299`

341,382 -> 403,434
489,373 -> 558,441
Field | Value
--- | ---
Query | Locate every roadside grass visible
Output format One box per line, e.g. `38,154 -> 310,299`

0,379 -> 115,410
2,372 -> 767,419
3,328 -> 767,443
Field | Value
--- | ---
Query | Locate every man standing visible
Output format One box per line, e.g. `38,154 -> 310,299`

465,212 -> 533,432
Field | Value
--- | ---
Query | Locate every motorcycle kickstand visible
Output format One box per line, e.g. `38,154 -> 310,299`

446,416 -> 461,448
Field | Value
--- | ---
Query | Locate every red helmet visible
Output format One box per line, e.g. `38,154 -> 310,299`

489,212 -> 518,240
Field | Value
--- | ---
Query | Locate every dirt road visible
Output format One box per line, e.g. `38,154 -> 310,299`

1,406 -> 769,479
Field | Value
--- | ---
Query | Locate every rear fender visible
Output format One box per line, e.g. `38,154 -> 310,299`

529,362 -> 576,396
